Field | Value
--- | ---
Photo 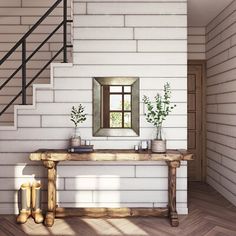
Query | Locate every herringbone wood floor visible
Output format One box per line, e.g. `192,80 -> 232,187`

0,182 -> 236,236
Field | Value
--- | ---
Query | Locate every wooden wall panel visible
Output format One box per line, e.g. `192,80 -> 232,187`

0,0 -> 189,214
206,0 -> 236,206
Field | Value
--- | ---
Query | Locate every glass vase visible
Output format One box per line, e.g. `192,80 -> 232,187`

71,127 -> 81,147
152,126 -> 166,153
155,125 -> 166,140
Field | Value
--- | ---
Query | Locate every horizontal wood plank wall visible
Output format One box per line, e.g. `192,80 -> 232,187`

0,0 -> 73,126
0,0 -> 188,214
206,0 -> 236,206
188,27 -> 206,60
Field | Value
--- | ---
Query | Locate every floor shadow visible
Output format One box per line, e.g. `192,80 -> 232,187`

16,216 -> 154,236
2,182 -> 236,236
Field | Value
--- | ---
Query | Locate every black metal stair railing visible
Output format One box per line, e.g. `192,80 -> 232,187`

0,0 -> 72,116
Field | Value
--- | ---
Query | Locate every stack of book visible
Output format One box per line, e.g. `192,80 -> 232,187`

68,145 -> 94,153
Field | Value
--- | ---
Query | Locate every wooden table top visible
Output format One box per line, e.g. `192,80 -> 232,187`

29,149 -> 193,162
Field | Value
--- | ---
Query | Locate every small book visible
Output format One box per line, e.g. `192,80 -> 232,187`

70,145 -> 93,149
68,145 -> 94,153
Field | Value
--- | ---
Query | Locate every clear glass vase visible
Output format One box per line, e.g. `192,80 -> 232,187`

155,125 -> 165,140
71,127 -> 81,147
152,126 -> 166,153
74,127 -> 81,138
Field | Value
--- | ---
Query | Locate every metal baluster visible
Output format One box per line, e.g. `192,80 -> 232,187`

0,0 -> 70,116
63,0 -> 67,63
22,39 -> 26,105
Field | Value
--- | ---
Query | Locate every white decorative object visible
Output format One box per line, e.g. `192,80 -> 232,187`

85,140 -> 91,145
141,141 -> 148,150
134,145 -> 139,151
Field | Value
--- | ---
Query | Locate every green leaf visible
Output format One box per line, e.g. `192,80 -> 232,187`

142,82 -> 176,127
70,104 -> 87,127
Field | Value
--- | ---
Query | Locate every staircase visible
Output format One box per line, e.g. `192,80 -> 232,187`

0,0 -> 72,127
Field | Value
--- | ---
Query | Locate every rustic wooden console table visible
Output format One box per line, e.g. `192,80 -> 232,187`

29,149 -> 193,227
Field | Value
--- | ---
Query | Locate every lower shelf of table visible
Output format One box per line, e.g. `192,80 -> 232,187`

44,207 -> 179,227
55,207 -> 169,218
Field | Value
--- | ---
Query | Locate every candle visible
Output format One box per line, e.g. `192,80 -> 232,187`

141,141 -> 148,150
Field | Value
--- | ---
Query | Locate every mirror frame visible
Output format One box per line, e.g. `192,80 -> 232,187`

93,77 -> 140,137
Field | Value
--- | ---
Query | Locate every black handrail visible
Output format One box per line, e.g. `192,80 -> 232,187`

0,47 -> 64,116
63,0 -> 68,63
0,0 -> 63,65
22,39 -> 26,105
0,21 -> 64,91
0,0 -> 72,117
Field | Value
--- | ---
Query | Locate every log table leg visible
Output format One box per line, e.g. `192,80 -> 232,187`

43,160 -> 57,227
167,160 -> 180,227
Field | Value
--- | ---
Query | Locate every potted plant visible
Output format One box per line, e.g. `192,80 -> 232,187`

70,104 -> 87,147
143,82 -> 176,153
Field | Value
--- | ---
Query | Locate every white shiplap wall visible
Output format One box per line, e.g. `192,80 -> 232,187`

188,27 -> 206,60
0,0 -> 188,214
206,0 -> 236,206
0,0 -> 73,126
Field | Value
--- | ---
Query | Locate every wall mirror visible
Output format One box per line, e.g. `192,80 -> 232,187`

93,77 -> 139,137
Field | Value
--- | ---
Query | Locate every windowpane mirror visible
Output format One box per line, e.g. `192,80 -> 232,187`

93,77 -> 139,136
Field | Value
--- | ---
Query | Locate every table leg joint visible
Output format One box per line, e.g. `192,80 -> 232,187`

42,160 -> 57,227
169,211 -> 179,227
45,211 -> 55,227
166,160 -> 180,227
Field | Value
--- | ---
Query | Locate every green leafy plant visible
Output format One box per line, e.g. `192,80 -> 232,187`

70,104 -> 87,127
142,82 -> 176,139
